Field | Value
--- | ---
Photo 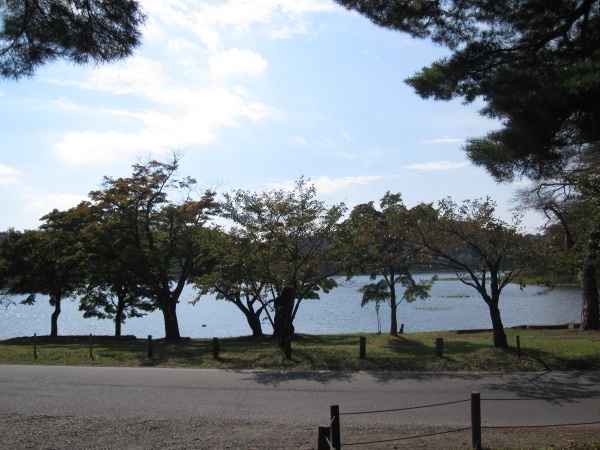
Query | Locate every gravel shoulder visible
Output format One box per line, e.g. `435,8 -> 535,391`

1,413 -> 599,449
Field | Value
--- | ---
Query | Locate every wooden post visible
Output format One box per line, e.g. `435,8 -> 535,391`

285,338 -> 292,360
436,337 -> 444,357
516,336 -> 521,358
471,391 -> 482,450
359,336 -> 366,360
33,333 -> 37,360
317,425 -> 331,450
89,333 -> 94,360
330,405 -> 341,450
147,335 -> 153,358
212,337 -> 220,359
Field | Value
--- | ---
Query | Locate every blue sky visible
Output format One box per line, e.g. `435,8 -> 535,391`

0,0 -> 541,232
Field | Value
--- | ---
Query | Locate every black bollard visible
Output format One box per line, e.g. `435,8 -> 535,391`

436,337 -> 444,357
33,333 -> 37,360
89,333 -> 94,360
212,337 -> 220,359
330,405 -> 341,450
359,336 -> 366,360
148,335 -> 153,358
471,391 -> 482,450
317,425 -> 331,450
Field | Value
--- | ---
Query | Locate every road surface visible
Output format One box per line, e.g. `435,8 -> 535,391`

1,365 -> 600,429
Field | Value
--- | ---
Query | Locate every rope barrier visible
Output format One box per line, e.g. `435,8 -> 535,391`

329,391 -> 600,448
340,391 -> 600,417
483,420 -> 600,429
342,427 -> 471,447
484,392 -> 600,401
340,398 -> 469,416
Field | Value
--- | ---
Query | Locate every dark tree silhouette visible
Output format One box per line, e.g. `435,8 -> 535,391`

1,0 -> 145,79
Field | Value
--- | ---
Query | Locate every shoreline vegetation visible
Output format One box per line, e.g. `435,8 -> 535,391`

1,328 -> 598,371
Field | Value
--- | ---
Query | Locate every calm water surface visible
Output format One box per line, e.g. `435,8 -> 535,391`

0,275 -> 581,339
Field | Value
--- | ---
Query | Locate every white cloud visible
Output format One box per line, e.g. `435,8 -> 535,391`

291,137 -> 311,148
510,179 -> 536,188
0,163 -> 21,185
265,24 -> 296,39
362,148 -> 385,164
291,135 -> 339,151
145,0 -> 334,52
264,179 -> 296,191
267,175 -> 386,195
53,58 -> 268,164
83,57 -> 168,95
201,0 -> 333,33
24,193 -> 88,214
209,49 -> 267,78
141,14 -> 163,42
362,50 -> 380,62
54,131 -> 161,164
404,161 -> 469,171
312,175 -> 386,194
48,0 -> 334,165
49,97 -> 80,111
420,136 -> 464,144
168,38 -> 202,53
328,147 -> 384,165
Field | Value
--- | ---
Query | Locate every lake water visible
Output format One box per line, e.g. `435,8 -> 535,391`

0,275 -> 582,340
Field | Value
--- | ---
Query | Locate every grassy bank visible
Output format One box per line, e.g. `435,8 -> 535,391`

1,328 -> 599,371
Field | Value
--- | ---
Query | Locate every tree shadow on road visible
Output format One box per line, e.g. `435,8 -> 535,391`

231,367 -> 354,386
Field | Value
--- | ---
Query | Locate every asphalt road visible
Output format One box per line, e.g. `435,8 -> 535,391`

1,366 -> 600,429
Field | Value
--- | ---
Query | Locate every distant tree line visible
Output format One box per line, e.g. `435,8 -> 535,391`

2,154 -> 595,349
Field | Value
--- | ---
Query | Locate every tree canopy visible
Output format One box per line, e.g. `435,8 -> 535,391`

408,197 -> 529,348
0,204 -> 90,336
522,174 -> 600,329
78,203 -> 154,337
192,228 -> 270,338
345,192 -> 436,336
88,155 -> 218,340
219,178 -> 349,346
1,0 -> 145,79
335,0 -> 600,181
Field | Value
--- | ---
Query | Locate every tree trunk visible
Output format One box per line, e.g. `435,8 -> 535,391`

551,205 -> 600,330
274,287 -> 294,348
114,298 -> 124,337
244,310 -> 263,337
389,282 -> 398,337
485,268 -> 508,349
50,297 -> 61,337
487,301 -> 507,349
115,317 -> 122,337
579,225 -> 599,330
231,293 -> 264,337
162,299 -> 181,340
579,263 -> 599,330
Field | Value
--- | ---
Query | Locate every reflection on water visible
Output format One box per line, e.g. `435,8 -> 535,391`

0,275 -> 581,339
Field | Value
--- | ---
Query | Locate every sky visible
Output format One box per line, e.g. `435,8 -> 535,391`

0,0 -> 543,233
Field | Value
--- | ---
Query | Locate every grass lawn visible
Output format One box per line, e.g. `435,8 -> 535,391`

0,328 -> 599,371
